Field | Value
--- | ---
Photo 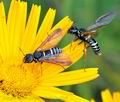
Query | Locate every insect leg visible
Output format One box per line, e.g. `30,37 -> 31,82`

40,62 -> 43,76
83,42 -> 88,72
70,40 -> 82,52
69,41 -> 73,53
73,36 -> 79,41
78,41 -> 83,45
54,63 -> 65,70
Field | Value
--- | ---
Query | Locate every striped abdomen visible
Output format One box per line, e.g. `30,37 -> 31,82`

43,47 -> 62,58
88,38 -> 101,56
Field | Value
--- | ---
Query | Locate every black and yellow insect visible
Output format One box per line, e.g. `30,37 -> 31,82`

23,29 -> 72,66
68,12 -> 116,55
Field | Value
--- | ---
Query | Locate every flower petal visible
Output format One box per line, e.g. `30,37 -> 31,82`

113,92 -> 120,102
0,91 -> 44,102
48,16 -> 73,35
5,0 -> 28,63
65,94 -> 89,102
42,41 -> 85,77
101,89 -> 113,102
33,8 -> 56,51
0,91 -> 19,102
90,99 -> 96,102
12,2 -> 27,58
0,2 -> 8,61
20,4 -> 41,53
21,96 -> 45,102
32,86 -> 89,102
7,1 -> 19,58
41,68 -> 99,86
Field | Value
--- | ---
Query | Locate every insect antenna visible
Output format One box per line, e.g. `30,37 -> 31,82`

18,48 -> 26,68
19,48 -> 25,56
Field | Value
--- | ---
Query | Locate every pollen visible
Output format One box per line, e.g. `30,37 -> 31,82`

0,63 -> 42,97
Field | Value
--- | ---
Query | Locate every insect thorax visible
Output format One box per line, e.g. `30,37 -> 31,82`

33,51 -> 44,60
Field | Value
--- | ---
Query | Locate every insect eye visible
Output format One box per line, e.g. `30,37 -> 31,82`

24,54 -> 33,63
33,51 -> 43,59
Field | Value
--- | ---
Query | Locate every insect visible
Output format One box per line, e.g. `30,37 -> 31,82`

68,12 -> 116,55
23,28 -> 72,66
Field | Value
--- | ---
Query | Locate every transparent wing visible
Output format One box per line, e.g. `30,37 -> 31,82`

36,28 -> 63,51
87,11 -> 116,31
39,53 -> 72,66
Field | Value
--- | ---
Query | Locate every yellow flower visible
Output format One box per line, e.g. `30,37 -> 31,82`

0,0 -> 99,101
90,89 -> 120,102
101,89 -> 120,102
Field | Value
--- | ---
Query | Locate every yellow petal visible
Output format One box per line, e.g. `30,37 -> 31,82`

42,41 -> 85,77
21,96 -> 45,102
6,1 -> 28,62
33,8 -> 56,51
48,16 -> 73,35
32,86 -> 89,102
113,92 -> 120,102
65,94 -> 89,102
101,89 -> 113,102
0,91 -> 19,102
41,68 -> 99,86
90,99 -> 96,102
0,91 -> 44,102
7,0 -> 19,58
20,4 -> 41,53
0,2 -> 8,60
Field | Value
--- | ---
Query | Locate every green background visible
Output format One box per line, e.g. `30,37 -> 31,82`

1,0 -> 120,101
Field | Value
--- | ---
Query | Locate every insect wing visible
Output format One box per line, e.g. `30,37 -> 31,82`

81,31 -> 97,36
37,28 -> 63,51
95,11 -> 116,24
39,53 -> 72,66
87,12 -> 116,31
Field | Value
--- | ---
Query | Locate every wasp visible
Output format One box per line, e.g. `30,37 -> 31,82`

68,12 -> 116,55
22,28 -> 72,66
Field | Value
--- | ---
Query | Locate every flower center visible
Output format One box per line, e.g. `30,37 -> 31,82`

0,63 -> 42,97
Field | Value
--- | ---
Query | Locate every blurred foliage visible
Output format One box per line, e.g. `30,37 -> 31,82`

1,0 -> 120,101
